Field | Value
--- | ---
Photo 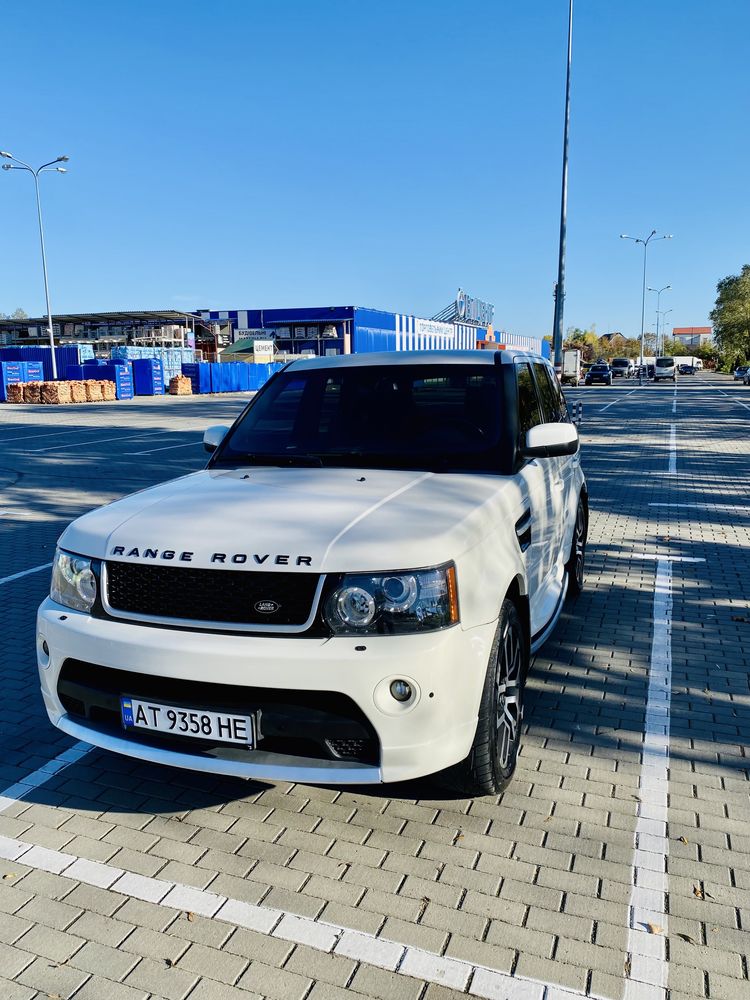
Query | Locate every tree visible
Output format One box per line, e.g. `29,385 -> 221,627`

710,265 -> 750,367
0,308 -> 28,320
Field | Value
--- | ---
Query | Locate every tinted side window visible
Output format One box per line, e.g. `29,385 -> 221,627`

516,363 -> 542,439
534,363 -> 569,423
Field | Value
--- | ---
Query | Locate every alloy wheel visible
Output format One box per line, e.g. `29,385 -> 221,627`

573,501 -> 586,589
496,620 -> 522,769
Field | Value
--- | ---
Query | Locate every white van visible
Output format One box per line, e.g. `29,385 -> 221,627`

654,356 -> 677,382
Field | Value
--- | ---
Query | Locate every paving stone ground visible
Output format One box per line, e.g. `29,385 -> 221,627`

0,375 -> 748,999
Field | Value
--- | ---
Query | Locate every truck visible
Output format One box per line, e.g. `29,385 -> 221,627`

676,355 -> 703,371
561,348 -> 582,386
36,349 -> 587,795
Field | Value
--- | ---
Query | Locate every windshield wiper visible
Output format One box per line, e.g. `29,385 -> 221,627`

225,452 -> 324,468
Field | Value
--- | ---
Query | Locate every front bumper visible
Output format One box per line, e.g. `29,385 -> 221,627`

37,599 -> 495,784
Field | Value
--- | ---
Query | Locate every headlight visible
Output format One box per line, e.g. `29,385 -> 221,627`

50,549 -> 97,613
323,563 -> 458,635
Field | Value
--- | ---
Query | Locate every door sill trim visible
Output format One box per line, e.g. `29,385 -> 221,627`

530,575 -> 568,655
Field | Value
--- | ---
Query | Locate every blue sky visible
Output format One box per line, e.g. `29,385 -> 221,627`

2,0 -> 748,339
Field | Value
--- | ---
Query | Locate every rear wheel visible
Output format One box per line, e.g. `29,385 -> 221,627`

566,495 -> 587,596
437,600 -> 526,796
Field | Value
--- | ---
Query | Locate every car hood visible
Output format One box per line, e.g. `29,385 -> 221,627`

59,466 -> 523,573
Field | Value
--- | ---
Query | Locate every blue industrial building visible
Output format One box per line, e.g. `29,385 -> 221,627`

197,304 -> 549,359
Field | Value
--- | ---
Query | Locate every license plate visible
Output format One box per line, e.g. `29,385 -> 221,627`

120,697 -> 254,746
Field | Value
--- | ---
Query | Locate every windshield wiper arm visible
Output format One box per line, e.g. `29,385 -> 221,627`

229,453 -> 324,468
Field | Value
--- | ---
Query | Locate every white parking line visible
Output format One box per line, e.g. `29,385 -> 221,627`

649,502 -> 750,513
0,742 -> 91,812
672,387 -> 677,415
16,431 -> 162,454
627,554 -> 706,563
623,558 -> 672,1000
715,387 -> 750,411
124,439 -> 201,456
0,561 -> 53,587
0,742 -> 588,1000
598,388 -> 638,412
667,425 -> 676,475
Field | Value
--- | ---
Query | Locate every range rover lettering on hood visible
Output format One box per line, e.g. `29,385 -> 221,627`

110,546 -> 313,566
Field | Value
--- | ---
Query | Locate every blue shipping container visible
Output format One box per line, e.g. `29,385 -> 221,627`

181,362 -> 211,394
98,365 -> 134,400
0,362 -> 26,401
132,359 -> 165,395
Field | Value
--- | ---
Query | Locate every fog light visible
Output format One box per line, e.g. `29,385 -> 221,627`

390,680 -> 412,702
42,640 -> 49,656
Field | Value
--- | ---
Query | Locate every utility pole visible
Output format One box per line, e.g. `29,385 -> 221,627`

552,0 -> 573,378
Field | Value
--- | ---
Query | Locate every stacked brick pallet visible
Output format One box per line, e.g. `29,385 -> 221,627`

167,374 -> 193,395
4,380 -> 116,403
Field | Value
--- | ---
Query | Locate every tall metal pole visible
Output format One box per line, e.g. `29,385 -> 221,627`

639,240 -> 648,385
552,0 -> 573,377
32,170 -> 58,379
620,232 -> 672,384
1,152 -> 69,381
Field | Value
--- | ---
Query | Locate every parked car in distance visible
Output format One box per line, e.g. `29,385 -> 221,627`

678,364 -> 696,375
585,363 -> 613,386
733,365 -> 749,381
743,370 -> 750,385
36,349 -> 587,796
610,358 -> 634,378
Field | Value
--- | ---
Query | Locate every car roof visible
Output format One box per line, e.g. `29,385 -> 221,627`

285,349 -> 550,371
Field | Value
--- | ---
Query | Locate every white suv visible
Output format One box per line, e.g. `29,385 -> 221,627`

37,351 -> 587,795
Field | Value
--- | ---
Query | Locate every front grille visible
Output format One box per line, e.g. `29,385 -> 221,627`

105,561 -> 320,627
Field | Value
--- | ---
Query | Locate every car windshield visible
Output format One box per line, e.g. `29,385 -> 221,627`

212,363 -> 507,473
612,359 -> 628,366
656,358 -> 674,367
591,365 -> 608,372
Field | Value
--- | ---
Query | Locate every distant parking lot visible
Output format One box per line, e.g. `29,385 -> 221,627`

1,373 -> 749,1000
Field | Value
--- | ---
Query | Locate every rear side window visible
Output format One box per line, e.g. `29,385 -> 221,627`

533,363 -> 569,423
516,363 -> 542,440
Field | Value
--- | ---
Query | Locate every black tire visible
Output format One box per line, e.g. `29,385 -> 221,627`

566,494 -> 587,596
438,600 -> 526,796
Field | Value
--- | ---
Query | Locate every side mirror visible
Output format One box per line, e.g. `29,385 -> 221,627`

523,422 -> 579,458
203,425 -> 230,453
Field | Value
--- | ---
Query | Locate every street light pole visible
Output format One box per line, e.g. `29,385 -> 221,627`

620,231 -> 673,385
659,308 -> 673,355
1,151 -> 69,380
552,0 -> 573,378
648,284 -> 671,356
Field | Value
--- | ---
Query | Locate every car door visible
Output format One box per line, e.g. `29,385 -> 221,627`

514,361 -> 555,636
532,362 -> 577,586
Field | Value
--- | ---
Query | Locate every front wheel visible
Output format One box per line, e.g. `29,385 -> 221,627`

566,495 -> 588,596
438,600 -> 526,796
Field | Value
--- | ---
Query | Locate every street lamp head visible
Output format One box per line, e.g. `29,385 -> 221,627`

1,163 -> 12,171
55,167 -> 67,173
56,155 -> 70,162
0,151 -> 12,159
619,234 -> 629,239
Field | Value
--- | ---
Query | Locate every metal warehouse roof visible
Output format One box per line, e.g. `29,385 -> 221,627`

0,310 -> 199,326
